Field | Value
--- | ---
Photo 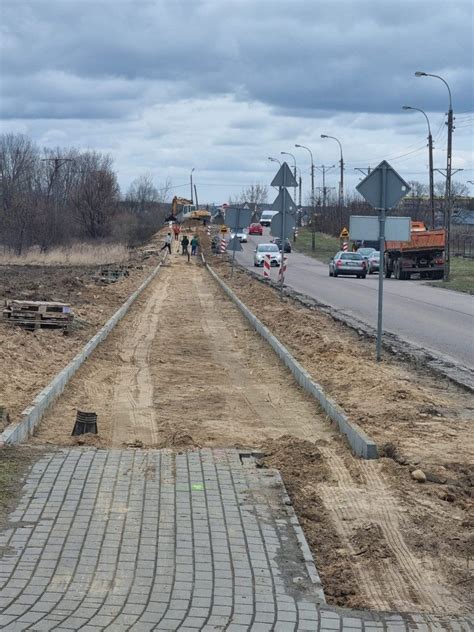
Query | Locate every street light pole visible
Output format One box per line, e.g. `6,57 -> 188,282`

321,135 -> 344,226
415,71 -> 454,280
268,156 -> 281,166
295,144 -> 315,250
402,106 -> 435,228
190,168 -> 195,204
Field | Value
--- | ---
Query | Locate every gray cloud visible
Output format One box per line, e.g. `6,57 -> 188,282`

1,0 -> 472,201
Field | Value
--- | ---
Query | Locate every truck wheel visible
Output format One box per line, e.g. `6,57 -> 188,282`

361,273 -> 367,279
394,260 -> 401,280
385,268 -> 392,278
333,271 -> 338,277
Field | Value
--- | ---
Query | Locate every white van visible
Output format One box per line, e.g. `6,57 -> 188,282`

260,209 -> 278,227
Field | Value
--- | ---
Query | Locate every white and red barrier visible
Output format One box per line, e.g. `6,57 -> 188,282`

278,255 -> 288,281
342,241 -> 348,251
263,254 -> 271,278
220,239 -> 227,253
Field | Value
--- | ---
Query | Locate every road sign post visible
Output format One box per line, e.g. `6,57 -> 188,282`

270,163 -> 297,300
356,161 -> 410,362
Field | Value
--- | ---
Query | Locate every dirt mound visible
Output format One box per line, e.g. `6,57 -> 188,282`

262,436 -> 360,606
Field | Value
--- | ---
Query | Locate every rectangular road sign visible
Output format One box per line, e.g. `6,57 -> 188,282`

350,216 -> 411,241
225,208 -> 252,230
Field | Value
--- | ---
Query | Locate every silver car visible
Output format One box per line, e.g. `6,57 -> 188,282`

254,243 -> 282,267
230,229 -> 248,243
368,251 -> 380,274
329,252 -> 367,278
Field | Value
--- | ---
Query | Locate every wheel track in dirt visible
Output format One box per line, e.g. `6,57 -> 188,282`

318,446 -> 463,613
110,272 -> 171,447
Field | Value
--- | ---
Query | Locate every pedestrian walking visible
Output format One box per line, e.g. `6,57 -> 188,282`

161,232 -> 172,254
190,235 -> 200,256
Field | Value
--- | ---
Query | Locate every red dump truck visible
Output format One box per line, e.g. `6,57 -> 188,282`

384,221 -> 445,280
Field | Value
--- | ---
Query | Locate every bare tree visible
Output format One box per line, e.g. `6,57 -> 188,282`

72,152 -> 120,239
229,183 -> 268,206
0,133 -> 39,254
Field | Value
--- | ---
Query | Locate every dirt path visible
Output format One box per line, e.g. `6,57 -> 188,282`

33,254 -> 334,448
30,248 -> 472,614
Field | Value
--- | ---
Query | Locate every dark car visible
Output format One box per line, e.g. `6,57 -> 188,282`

272,237 -> 292,253
329,252 -> 367,278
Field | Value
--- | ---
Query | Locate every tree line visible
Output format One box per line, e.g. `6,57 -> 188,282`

0,133 -> 171,254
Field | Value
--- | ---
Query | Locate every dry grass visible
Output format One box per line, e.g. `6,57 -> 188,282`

0,243 -> 130,266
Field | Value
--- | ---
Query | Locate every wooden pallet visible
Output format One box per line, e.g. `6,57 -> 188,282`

2,300 -> 74,332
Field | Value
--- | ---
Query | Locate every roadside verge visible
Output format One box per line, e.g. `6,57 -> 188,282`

0,257 -> 166,445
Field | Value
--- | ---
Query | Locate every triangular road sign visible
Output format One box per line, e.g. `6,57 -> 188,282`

271,162 -> 298,188
226,236 -> 242,252
272,189 -> 298,215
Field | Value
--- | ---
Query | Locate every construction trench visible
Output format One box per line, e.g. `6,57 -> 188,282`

0,230 -> 473,630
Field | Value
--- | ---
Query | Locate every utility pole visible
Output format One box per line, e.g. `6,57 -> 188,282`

315,165 -> 335,213
321,135 -> 344,226
190,168 -> 195,204
415,71 -> 454,279
194,184 -> 199,208
445,105 -> 454,280
402,106 -> 435,228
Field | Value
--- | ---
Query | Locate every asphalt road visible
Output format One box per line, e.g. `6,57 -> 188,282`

235,230 -> 474,370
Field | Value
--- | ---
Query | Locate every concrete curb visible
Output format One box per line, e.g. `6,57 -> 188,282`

0,258 -> 166,445
205,261 -> 378,459
241,264 -> 474,394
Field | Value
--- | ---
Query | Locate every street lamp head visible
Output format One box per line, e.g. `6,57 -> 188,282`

402,105 -> 411,110
415,71 -> 427,77
295,144 -> 301,148
320,134 -> 328,138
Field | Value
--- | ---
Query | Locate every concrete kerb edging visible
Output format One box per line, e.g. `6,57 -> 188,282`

0,257 -> 166,446
205,259 -> 378,459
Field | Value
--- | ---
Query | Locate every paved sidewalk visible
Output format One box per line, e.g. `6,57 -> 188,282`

0,448 -> 472,631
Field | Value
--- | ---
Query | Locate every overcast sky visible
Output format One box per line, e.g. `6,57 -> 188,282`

1,0 -> 473,204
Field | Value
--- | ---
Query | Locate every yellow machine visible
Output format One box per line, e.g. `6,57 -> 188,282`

171,196 -> 194,217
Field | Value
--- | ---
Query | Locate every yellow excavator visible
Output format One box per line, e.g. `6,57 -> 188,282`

169,196 -> 211,223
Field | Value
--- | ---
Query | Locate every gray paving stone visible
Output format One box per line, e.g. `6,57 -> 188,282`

0,448 -> 471,632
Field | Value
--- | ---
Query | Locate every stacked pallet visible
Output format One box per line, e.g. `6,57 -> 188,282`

2,300 -> 74,332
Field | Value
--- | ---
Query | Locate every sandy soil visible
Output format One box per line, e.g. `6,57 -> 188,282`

209,252 -> 474,477
0,243 -> 163,424
32,252 -> 334,448
30,244 -> 473,613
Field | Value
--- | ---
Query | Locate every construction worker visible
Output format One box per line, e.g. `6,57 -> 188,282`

181,234 -> 190,261
190,235 -> 199,256
161,232 -> 172,254
172,223 -> 181,241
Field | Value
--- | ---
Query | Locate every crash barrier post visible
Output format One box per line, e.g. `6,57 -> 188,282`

278,255 -> 288,281
263,254 -> 271,278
